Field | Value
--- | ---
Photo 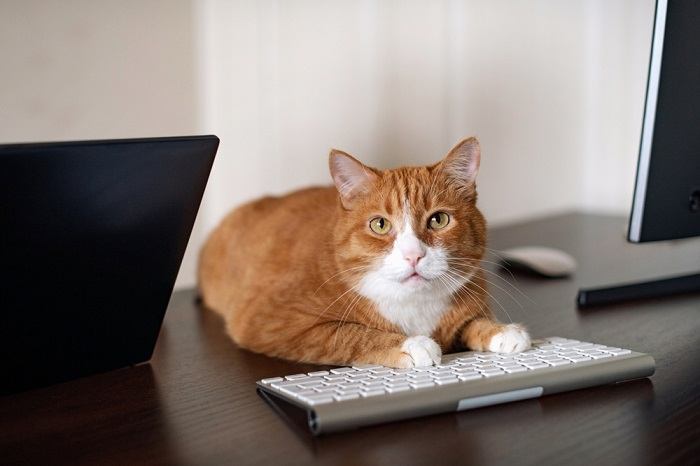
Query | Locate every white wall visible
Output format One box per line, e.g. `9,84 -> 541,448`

0,1 -> 655,289
0,0 -> 198,141
188,0 -> 654,288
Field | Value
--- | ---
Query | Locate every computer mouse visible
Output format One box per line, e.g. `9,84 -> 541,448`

498,246 -> 577,278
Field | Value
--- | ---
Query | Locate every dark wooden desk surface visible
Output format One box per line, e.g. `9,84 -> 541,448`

2,212 -> 699,466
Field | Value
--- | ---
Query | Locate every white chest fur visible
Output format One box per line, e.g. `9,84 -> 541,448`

375,291 -> 451,336
358,272 -> 454,336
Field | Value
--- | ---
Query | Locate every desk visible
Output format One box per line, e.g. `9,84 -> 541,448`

2,212 -> 699,465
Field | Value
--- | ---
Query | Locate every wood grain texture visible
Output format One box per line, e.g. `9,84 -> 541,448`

2,212 -> 699,465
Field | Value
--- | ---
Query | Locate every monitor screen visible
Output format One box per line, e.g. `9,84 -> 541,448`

628,0 -> 700,242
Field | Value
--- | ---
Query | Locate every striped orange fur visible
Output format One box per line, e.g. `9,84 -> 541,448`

198,137 -> 529,368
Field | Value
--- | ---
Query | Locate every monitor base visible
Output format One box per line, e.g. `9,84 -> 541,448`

576,272 -> 700,309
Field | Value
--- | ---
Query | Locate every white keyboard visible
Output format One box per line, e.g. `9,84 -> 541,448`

257,337 -> 655,434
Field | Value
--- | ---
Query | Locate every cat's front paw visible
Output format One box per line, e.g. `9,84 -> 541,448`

488,324 -> 531,353
400,336 -> 442,367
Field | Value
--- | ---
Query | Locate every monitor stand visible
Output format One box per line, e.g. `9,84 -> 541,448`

576,272 -> 700,309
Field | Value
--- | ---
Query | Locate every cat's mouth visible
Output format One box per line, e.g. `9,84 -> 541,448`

402,272 -> 428,284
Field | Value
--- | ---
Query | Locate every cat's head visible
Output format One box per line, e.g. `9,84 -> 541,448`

329,137 -> 486,303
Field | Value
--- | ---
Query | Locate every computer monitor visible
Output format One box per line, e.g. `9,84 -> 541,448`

0,135 -> 219,394
577,0 -> 700,308
628,0 -> 700,242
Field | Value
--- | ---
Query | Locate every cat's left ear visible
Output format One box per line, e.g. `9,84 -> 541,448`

439,137 -> 481,187
329,149 -> 378,209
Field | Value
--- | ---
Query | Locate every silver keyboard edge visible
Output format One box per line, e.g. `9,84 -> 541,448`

257,351 -> 655,435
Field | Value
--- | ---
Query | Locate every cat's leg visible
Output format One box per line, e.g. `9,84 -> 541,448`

459,318 -> 530,353
227,310 -> 440,368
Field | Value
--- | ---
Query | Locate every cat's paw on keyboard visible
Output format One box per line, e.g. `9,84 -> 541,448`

488,324 -> 531,353
400,336 -> 442,367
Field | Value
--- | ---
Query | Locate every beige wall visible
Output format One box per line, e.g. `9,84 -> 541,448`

0,0 -> 200,287
0,0 -> 197,142
0,1 -> 655,289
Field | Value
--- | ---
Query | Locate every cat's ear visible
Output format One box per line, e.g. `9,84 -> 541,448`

439,137 -> 481,187
329,149 -> 378,209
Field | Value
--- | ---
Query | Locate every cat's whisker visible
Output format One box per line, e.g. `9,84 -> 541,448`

446,257 -> 534,304
445,269 -> 514,324
445,258 -> 534,305
437,269 -> 484,316
311,281 -> 364,327
335,274 -> 384,346
452,275 -> 491,320
439,273 -> 481,316
446,262 -> 529,309
332,290 -> 365,349
313,265 -> 372,295
437,275 -> 466,316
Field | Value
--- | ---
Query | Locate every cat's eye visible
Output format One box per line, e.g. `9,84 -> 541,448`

428,212 -> 450,230
369,217 -> 392,235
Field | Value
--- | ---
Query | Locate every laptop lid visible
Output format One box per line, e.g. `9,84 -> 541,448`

0,135 -> 218,394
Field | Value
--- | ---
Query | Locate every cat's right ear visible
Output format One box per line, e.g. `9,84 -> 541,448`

329,149 -> 378,209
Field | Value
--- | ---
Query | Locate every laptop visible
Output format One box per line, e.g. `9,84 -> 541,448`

0,135 -> 219,395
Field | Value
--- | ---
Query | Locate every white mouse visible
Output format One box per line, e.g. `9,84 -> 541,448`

498,246 -> 577,278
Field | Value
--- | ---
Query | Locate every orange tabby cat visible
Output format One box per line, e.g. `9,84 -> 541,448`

198,137 -> 530,368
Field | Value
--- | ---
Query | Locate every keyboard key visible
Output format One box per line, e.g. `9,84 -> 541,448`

314,387 -> 338,394
522,362 -> 549,369
386,385 -> 411,394
503,366 -> 528,373
331,368 -> 356,374
386,376 -> 409,383
285,374 -> 308,380
338,383 -> 362,390
353,364 -> 383,370
271,379 -> 304,388
588,352 -> 612,359
497,361 -> 524,368
300,394 -> 334,405
433,373 -> 457,380
362,380 -> 386,388
410,381 -> 435,390
458,373 -> 483,381
566,355 -> 592,362
261,377 -> 283,385
546,359 -> 572,366
336,388 -> 362,396
481,369 -> 506,377
361,389 -> 386,397
456,357 -> 479,364
606,348 -> 631,355
278,384 -> 307,393
385,382 -> 411,389
292,389 -> 318,397
435,378 -> 459,385
334,393 -> 360,401
475,364 -> 497,370
308,371 -> 330,377
454,366 -> 480,373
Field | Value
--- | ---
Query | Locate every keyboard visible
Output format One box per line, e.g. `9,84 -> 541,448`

256,337 -> 655,435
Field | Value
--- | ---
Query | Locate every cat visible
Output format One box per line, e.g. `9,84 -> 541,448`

198,137 -> 530,368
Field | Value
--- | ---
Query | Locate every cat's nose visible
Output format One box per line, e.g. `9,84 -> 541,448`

404,250 -> 425,268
